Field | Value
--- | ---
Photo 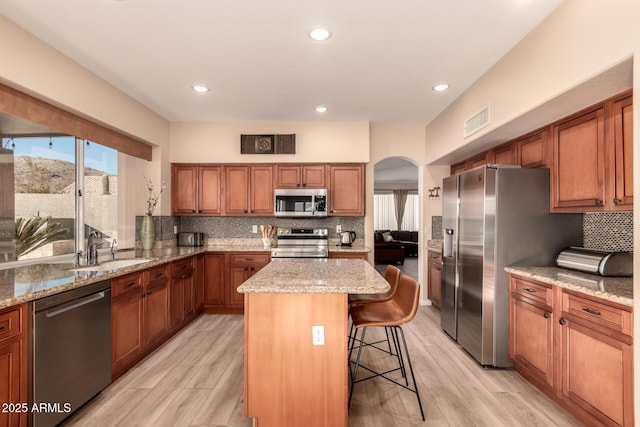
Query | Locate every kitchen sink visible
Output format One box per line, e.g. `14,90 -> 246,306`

70,258 -> 152,272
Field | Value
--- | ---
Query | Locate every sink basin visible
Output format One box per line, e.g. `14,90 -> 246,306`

70,259 -> 152,272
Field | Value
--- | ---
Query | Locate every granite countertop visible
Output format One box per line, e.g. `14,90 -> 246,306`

0,247 -> 206,309
505,266 -> 633,307
427,240 -> 442,253
238,258 -> 389,294
0,241 -> 374,308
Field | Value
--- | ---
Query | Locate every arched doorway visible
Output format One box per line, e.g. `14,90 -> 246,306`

373,157 -> 420,282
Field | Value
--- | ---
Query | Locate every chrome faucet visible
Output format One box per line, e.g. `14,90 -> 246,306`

86,231 -> 106,265
110,239 -> 118,261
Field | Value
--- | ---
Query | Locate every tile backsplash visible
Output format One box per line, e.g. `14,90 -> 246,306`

583,212 -> 633,252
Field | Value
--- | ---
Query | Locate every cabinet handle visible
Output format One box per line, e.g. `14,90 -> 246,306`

302,183 -> 307,187
0,326 -> 5,331
244,210 -> 248,213
543,312 -> 550,319
613,198 -> 621,205
192,210 -> 196,213
523,287 -> 536,293
198,210 -> 202,213
142,292 -> 146,298
559,318 -> 566,325
594,199 -> 602,205
155,273 -> 164,278
148,289 -> 152,295
582,307 -> 601,316
245,258 -> 254,261
125,282 -> 137,288
244,267 -> 249,271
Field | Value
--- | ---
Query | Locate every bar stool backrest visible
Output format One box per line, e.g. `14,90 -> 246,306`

383,265 -> 402,298
394,275 -> 421,325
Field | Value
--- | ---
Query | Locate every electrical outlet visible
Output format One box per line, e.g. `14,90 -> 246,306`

312,325 -> 325,346
252,225 -> 258,234
173,225 -> 178,234
336,225 -> 342,234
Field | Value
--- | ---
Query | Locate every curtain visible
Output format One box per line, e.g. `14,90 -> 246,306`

374,194 -> 419,231
393,190 -> 408,231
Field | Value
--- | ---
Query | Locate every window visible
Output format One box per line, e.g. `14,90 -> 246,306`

374,193 -> 419,231
0,136 -> 117,264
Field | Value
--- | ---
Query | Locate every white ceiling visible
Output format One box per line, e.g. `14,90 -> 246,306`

0,0 -> 565,126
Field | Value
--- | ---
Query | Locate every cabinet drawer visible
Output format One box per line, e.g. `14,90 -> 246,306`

145,264 -> 169,286
228,253 -> 270,266
562,292 -> 632,337
172,258 -> 195,278
112,272 -> 144,297
0,306 -> 22,342
511,277 -> 552,306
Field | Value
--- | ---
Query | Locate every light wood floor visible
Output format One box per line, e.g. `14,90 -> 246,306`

63,307 -> 583,427
375,257 -> 418,281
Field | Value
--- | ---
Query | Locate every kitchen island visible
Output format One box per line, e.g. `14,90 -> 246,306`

238,258 -> 389,427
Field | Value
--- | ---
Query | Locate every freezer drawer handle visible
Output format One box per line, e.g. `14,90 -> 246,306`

582,307 -> 601,316
523,287 -> 536,293
45,292 -> 106,317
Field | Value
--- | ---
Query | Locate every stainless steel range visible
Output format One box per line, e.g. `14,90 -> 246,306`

271,228 -> 328,258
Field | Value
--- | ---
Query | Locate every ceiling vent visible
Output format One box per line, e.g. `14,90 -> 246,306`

463,105 -> 490,139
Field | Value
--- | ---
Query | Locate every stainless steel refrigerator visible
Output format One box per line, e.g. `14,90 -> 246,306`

441,165 -> 582,367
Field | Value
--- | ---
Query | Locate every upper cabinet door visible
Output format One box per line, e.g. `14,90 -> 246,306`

199,166 -> 222,215
300,165 -> 326,188
275,165 -> 301,188
172,164 -> 198,215
328,164 -> 365,216
492,142 -> 517,166
250,165 -> 274,215
611,95 -> 633,210
224,165 -> 250,215
552,108 -> 606,211
519,130 -> 549,169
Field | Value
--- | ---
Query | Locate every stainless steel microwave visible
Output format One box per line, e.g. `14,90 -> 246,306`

274,189 -> 328,217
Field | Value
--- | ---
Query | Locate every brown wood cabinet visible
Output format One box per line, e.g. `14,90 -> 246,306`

610,93 -> 633,210
492,142 -> 517,165
227,253 -> 270,309
518,129 -> 549,168
275,164 -> 326,188
0,304 -> 28,427
223,165 -> 274,216
170,257 -> 196,327
509,276 -> 554,392
328,251 -> 368,261
203,252 -> 270,313
427,251 -> 442,309
552,107 -> 606,210
112,267 -> 171,377
328,164 -> 365,216
171,164 -> 222,215
508,274 -> 634,427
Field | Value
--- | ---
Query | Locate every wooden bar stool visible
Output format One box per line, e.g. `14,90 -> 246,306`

348,274 -> 425,421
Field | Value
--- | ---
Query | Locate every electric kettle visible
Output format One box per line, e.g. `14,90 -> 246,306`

340,231 -> 356,246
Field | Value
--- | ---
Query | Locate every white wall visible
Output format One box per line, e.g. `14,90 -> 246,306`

423,0 -> 640,415
169,121 -> 370,163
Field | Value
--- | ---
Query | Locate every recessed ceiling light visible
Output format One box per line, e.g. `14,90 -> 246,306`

433,83 -> 450,92
309,27 -> 331,41
315,106 -> 328,113
192,85 -> 209,93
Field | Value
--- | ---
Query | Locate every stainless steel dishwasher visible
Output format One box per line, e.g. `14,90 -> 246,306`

32,280 -> 112,427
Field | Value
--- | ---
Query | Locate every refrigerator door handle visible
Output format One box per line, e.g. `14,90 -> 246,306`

443,229 -> 454,258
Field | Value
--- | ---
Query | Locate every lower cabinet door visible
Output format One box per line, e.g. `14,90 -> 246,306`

144,282 -> 170,347
112,291 -> 144,373
560,318 -> 633,426
0,339 -> 25,427
170,279 -> 185,327
510,298 -> 554,389
227,267 -> 250,308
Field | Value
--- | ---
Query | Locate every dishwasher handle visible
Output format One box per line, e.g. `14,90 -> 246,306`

45,291 -> 107,318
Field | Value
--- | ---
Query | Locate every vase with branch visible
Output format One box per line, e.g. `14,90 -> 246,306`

140,176 -> 165,250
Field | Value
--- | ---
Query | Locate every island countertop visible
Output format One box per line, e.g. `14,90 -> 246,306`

237,258 -> 389,294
